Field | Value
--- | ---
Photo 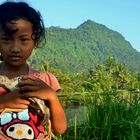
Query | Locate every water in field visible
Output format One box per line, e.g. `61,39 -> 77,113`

64,105 -> 87,127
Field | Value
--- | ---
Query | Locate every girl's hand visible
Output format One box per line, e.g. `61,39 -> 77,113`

18,76 -> 67,134
0,90 -> 30,109
18,75 -> 56,101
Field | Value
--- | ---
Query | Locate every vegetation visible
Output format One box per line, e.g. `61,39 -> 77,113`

62,92 -> 140,140
57,57 -> 140,140
30,56 -> 140,140
28,19 -> 140,139
29,19 -> 140,74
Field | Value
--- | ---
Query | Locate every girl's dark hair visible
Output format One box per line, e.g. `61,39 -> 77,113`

0,1 -> 45,44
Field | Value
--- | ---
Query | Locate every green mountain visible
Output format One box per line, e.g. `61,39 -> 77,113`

29,20 -> 140,74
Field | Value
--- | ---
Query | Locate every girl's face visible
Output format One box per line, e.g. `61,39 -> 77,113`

0,19 -> 36,67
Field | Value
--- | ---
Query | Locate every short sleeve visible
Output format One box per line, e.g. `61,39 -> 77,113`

33,72 -> 61,92
29,67 -> 61,92
43,72 -> 61,92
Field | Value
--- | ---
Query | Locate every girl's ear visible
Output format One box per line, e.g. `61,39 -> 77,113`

34,42 -> 39,49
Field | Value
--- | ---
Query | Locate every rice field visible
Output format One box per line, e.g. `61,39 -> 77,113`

56,91 -> 140,140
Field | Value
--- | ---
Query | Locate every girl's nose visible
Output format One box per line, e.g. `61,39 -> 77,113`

10,41 -> 20,53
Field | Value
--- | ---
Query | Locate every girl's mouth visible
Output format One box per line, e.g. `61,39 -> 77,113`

9,55 -> 22,61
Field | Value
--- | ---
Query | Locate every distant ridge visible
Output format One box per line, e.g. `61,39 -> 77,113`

30,19 -> 140,73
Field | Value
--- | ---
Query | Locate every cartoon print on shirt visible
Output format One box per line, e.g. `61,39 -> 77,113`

0,109 -> 42,139
5,123 -> 34,140
0,109 -> 29,126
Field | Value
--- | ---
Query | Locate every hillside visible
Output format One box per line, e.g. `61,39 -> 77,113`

29,20 -> 140,74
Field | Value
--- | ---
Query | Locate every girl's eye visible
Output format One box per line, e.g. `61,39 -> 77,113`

21,38 -> 30,42
1,37 -> 10,41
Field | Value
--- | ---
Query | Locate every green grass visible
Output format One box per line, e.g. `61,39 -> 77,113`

57,91 -> 140,140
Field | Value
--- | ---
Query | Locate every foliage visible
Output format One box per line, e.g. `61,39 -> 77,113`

27,19 -> 140,139
29,19 -> 140,74
62,92 -> 140,140
82,57 -> 140,94
56,58 -> 140,140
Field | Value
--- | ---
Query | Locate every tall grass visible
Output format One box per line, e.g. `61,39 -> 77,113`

60,91 -> 140,140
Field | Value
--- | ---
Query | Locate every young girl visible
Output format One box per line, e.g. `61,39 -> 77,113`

0,1 -> 67,140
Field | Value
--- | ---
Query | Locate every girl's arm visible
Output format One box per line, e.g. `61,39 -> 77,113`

46,91 -> 67,134
20,87 -> 67,134
18,75 -> 67,134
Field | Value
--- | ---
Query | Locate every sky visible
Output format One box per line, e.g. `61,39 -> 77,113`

0,0 -> 140,51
